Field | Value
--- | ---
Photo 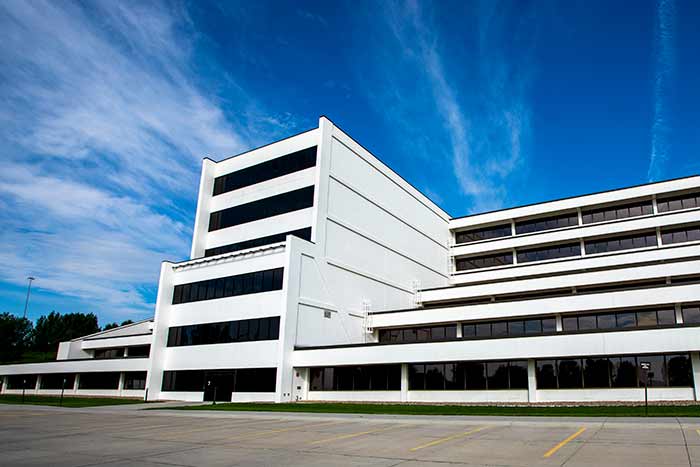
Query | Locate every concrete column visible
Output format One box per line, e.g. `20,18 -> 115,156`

527,359 -> 537,403
555,314 -> 563,332
580,239 -> 586,256
676,304 -> 684,324
35,375 -> 42,393
656,226 -> 663,247
118,372 -> 125,396
576,207 -> 583,225
74,374 -> 81,394
123,347 -> 129,358
512,248 -> 518,265
691,352 -> 700,401
400,364 -> 408,402
652,194 -> 659,214
510,220 -> 516,236
0,376 -> 6,393
455,323 -> 463,338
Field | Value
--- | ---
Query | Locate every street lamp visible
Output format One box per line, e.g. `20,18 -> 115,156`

22,276 -> 35,319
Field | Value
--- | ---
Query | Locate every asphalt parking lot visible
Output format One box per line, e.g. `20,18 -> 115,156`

3,404 -> 700,466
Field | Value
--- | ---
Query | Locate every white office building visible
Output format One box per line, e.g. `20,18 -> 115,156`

3,116 -> 700,404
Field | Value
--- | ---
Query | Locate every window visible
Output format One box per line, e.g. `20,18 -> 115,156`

612,356 -> 638,387
162,368 -> 276,392
127,345 -> 150,358
162,370 -> 204,392
94,348 -> 124,359
516,242 -> 581,263
172,268 -> 284,304
557,359 -> 583,388
455,224 -> 511,244
537,354 -> 692,389
123,372 -> 147,390
585,231 -> 657,254
515,212 -> 578,235
667,354 -> 692,387
378,325 -> 456,344
560,308 -> 675,333
167,317 -> 280,347
205,227 -> 312,257
661,225 -> 700,245
683,305 -> 700,324
463,317 -> 555,340
486,362 -> 509,389
582,200 -> 653,224
657,191 -> 700,213
409,361 -> 526,391
583,358 -> 611,388
209,186 -> 315,231
455,252 -> 513,271
233,368 -> 277,392
40,373 -> 75,390
6,374 -> 37,390
213,147 -> 317,196
536,360 -> 557,389
311,365 -> 401,391
78,372 -> 120,390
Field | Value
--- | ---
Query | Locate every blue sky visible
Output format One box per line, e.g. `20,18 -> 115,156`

0,0 -> 698,325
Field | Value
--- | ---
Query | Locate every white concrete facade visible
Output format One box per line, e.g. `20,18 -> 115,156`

2,116 -> 699,404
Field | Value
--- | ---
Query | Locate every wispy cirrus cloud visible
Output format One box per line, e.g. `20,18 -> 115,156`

0,0 -> 297,320
363,0 -> 537,213
648,0 -> 676,182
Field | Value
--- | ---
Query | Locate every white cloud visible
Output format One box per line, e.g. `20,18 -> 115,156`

371,0 -> 536,212
0,0 -> 297,320
648,0 -> 676,182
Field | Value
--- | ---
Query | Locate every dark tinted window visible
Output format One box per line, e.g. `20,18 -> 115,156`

213,146 -> 317,196
455,252 -> 513,271
515,212 -> 578,234
173,268 -> 283,304
537,354 -> 692,389
78,372 -> 120,390
168,317 -> 280,347
162,368 -> 276,392
40,373 -> 75,390
661,225 -> 700,245
127,345 -> 150,358
233,368 -> 277,392
585,231 -> 657,254
6,375 -> 37,390
455,224 -> 511,244
378,325 -> 456,344
209,186 -> 315,231
123,371 -> 147,390
409,360 -> 524,390
657,191 -> 700,213
582,200 -> 653,224
682,305 -> 700,324
312,365 -> 401,391
516,242 -> 581,263
205,227 -> 312,257
94,348 -> 124,359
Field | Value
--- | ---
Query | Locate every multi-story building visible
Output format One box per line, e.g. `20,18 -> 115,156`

3,116 -> 700,404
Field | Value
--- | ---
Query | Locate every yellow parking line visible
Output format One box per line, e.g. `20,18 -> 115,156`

543,427 -> 587,458
229,420 -> 343,442
409,425 -> 489,452
308,425 -> 397,445
695,428 -> 700,438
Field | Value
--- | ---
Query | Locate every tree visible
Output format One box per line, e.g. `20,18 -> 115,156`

33,311 -> 100,352
0,313 -> 33,363
102,319 -> 134,331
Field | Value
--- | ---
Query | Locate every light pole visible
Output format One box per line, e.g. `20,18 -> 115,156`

22,276 -> 35,319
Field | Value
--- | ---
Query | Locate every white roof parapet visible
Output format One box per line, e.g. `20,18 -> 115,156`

450,175 -> 700,230
171,242 -> 286,271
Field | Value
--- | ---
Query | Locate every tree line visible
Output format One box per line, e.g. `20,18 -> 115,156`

0,311 -> 133,363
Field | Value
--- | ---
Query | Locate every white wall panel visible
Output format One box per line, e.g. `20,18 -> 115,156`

308,391 -> 401,402
204,210 -> 313,253
408,390 -> 528,403
373,283 -> 700,327
167,292 -> 284,327
163,341 -> 279,370
292,326 -> 700,367
450,176 -> 700,230
536,388 -> 694,402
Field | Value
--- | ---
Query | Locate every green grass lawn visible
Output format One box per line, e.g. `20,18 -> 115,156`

173,402 -> 700,417
0,394 -> 144,408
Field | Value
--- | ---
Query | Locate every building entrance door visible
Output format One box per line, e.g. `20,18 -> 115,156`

203,371 -> 234,402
